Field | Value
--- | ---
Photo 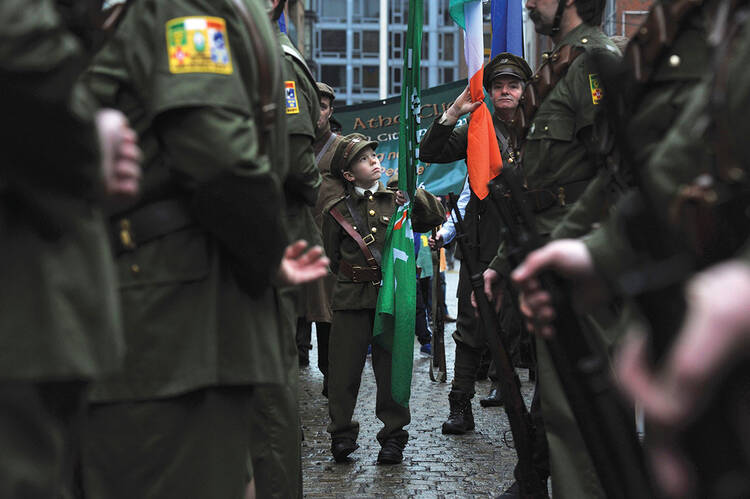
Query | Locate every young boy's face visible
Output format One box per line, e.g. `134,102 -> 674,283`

343,146 -> 382,186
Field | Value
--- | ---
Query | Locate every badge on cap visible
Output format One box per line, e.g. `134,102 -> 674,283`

166,17 -> 233,74
285,81 -> 299,114
589,74 -> 603,105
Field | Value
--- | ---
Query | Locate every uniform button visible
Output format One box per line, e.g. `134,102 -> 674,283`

353,226 -> 358,231
581,37 -> 588,44
371,227 -> 377,233
640,27 -> 648,36
543,125 -> 549,131
669,54 -> 681,67
131,264 -> 140,274
369,209 -> 376,216
368,195 -> 374,201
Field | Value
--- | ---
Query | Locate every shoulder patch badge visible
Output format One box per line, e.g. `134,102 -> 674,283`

589,74 -> 603,105
285,81 -> 300,114
166,17 -> 233,75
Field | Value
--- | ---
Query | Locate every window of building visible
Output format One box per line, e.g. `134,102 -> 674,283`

391,31 -> 403,60
320,0 -> 346,20
440,32 -> 454,60
320,30 -> 346,55
362,31 -> 379,55
442,67 -> 454,82
362,66 -> 379,90
321,65 -> 346,88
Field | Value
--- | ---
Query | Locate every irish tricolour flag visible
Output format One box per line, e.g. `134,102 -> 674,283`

450,0 -> 503,199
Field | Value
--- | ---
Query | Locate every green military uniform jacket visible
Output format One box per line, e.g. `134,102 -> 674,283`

323,183 -> 443,310
552,5 -> 708,240
278,28 -> 322,243
0,0 -> 123,380
488,23 -> 621,276
419,113 -> 517,264
84,0 -> 291,402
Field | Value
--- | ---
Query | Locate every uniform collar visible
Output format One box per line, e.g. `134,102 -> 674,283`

555,22 -> 593,51
354,181 -> 381,197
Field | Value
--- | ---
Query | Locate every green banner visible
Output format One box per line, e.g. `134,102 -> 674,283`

335,79 -> 470,196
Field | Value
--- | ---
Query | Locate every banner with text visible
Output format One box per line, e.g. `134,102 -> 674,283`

336,80 -> 471,196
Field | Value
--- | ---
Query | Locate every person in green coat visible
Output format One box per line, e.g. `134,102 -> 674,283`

322,134 -> 444,465
79,1 -> 327,497
0,1 -> 141,496
247,2 -> 322,497
479,0 -> 620,496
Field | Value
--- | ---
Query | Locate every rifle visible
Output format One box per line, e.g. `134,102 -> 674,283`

429,228 -> 447,383
447,192 -> 548,499
485,172 -> 655,499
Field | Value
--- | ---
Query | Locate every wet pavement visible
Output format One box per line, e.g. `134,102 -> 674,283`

298,269 -> 537,498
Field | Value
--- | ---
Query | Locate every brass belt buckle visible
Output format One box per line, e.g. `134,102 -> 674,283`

363,233 -> 375,245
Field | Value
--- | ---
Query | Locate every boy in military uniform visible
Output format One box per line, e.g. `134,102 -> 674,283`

323,134 -> 443,465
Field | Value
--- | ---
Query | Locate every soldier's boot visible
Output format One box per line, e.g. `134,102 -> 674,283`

441,390 -> 475,434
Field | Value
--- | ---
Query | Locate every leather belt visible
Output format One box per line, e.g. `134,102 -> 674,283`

110,199 -> 194,255
524,178 -> 591,213
339,260 -> 382,284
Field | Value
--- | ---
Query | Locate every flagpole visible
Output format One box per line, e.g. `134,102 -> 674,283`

379,0 -> 388,99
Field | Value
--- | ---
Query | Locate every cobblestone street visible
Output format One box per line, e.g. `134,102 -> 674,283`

299,270 -> 536,498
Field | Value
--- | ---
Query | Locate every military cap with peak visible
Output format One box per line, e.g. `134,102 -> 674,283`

483,52 -> 533,92
330,133 -> 379,178
316,82 -> 336,102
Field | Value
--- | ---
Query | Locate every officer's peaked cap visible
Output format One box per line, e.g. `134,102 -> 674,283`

483,53 -> 532,92
331,133 -> 379,178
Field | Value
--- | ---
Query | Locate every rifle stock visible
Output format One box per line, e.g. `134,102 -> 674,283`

447,193 -> 548,499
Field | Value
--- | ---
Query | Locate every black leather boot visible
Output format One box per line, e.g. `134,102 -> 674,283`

480,382 -> 503,407
441,390 -> 475,434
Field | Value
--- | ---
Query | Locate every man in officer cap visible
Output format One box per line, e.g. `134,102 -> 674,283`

420,52 -> 534,438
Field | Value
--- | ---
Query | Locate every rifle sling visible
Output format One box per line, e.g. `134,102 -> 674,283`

229,0 -> 277,155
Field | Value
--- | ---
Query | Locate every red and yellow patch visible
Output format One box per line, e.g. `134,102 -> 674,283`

589,74 -> 603,105
166,17 -> 233,74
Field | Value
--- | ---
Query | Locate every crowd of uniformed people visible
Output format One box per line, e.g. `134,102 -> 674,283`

3,0 -> 750,497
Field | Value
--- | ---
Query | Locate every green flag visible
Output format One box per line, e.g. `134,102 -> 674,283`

373,0 -> 424,408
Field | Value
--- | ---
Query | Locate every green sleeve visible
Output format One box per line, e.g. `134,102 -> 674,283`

282,58 -> 321,207
1,0 -> 100,197
487,241 -> 511,278
155,106 -> 288,289
551,169 -> 616,240
418,120 -> 469,163
322,210 -> 342,274
411,188 -> 446,233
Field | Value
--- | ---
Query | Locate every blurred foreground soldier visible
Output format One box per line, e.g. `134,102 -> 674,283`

420,52 -> 532,430
479,0 -> 621,495
0,0 -> 140,495
513,4 -> 750,496
295,81 -> 345,396
247,1 -> 321,497
323,134 -> 443,464
79,1 -> 325,497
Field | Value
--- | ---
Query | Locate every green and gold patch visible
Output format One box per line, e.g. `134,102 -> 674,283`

166,17 -> 233,74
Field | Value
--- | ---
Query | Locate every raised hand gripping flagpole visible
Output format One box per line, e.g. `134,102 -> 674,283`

373,0 -> 424,408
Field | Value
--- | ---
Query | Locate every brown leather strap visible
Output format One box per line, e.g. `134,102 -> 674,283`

339,260 -> 382,283
329,207 -> 379,268
229,0 -> 278,155
513,44 -> 585,133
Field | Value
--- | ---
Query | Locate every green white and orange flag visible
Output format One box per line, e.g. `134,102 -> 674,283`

373,0 -> 423,408
449,0 -> 503,199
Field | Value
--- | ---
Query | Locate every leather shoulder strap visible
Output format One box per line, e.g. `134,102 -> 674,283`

514,44 -> 585,132
229,0 -> 278,155
329,207 -> 379,268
